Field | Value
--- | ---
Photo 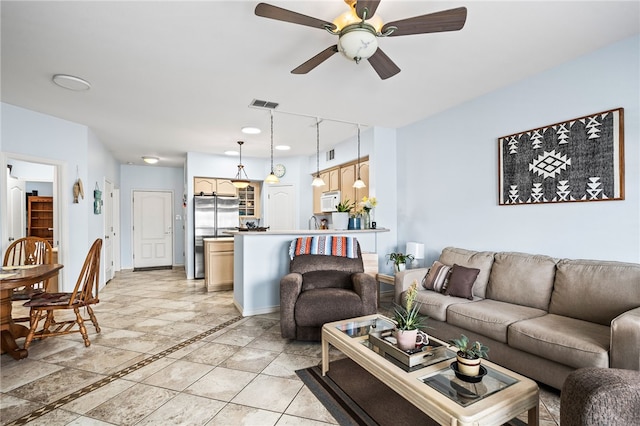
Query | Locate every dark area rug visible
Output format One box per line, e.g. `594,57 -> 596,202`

296,357 -> 527,426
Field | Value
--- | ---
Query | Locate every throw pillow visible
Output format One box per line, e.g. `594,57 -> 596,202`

422,261 -> 452,293
445,264 -> 480,300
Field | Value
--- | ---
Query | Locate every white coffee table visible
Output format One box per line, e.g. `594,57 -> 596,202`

322,314 -> 540,426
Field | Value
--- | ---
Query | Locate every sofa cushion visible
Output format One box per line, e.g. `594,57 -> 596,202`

447,299 -> 547,343
445,264 -> 480,300
549,259 -> 640,326
414,290 -> 476,322
295,288 -> 363,326
422,261 -> 451,292
438,247 -> 495,298
301,270 -> 353,291
509,314 -> 610,369
486,252 -> 557,310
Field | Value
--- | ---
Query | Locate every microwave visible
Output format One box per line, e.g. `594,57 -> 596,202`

320,191 -> 341,212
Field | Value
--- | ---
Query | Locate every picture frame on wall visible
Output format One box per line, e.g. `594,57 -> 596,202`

498,107 -> 624,205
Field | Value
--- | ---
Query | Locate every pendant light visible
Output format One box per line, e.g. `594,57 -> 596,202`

265,111 -> 280,184
231,141 -> 251,189
311,118 -> 326,187
353,125 -> 366,189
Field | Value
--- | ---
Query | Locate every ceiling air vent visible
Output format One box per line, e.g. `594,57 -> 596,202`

326,149 -> 335,161
249,99 -> 279,110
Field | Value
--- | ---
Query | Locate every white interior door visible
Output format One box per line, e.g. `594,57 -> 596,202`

103,179 -> 114,281
265,184 -> 296,230
133,190 -> 173,269
7,170 -> 26,244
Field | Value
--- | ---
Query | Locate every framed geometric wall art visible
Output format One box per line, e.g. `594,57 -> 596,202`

498,108 -> 624,205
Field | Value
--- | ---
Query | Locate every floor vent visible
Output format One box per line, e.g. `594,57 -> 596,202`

249,99 -> 279,109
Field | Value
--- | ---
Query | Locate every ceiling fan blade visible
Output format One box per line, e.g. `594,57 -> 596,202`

355,0 -> 381,20
367,48 -> 401,80
382,7 -> 467,36
255,3 -> 336,31
291,45 -> 339,74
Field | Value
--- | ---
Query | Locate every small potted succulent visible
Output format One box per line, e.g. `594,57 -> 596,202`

449,334 -> 489,376
393,280 -> 427,350
386,252 -> 415,272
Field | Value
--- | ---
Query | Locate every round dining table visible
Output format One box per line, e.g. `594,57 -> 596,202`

0,263 -> 63,360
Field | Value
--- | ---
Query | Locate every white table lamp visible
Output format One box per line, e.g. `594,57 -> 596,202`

406,242 -> 425,268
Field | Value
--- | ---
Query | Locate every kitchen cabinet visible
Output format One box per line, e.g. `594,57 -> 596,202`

204,238 -> 234,291
194,177 -> 237,196
312,160 -> 368,215
238,183 -> 261,218
27,196 -> 54,246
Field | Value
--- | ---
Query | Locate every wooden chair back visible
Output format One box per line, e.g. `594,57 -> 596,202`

69,238 -> 102,306
3,236 -> 53,266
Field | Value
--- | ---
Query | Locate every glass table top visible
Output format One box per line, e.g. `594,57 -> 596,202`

421,363 -> 519,407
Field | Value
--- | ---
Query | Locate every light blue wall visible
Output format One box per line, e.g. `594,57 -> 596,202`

1,103 -> 119,290
397,35 -> 640,263
120,164 -> 185,269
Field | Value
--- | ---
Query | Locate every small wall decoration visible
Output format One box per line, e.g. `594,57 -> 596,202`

498,108 -> 624,205
93,183 -> 103,214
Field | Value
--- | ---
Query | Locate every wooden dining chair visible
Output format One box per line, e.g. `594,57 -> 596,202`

3,237 -> 54,300
23,238 -> 102,349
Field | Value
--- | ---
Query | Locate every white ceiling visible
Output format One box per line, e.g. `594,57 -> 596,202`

2,1 -> 638,167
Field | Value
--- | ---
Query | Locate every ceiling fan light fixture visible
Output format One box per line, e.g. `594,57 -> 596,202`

338,26 -> 378,62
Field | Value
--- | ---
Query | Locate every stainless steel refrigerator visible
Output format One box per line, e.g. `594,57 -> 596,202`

194,195 -> 239,279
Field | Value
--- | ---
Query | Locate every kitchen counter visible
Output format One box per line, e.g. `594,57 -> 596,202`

230,228 -> 389,316
225,228 -> 389,235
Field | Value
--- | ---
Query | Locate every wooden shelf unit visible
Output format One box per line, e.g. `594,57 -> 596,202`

27,196 -> 54,246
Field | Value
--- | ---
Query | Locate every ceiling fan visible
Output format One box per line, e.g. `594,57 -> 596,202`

255,0 -> 467,80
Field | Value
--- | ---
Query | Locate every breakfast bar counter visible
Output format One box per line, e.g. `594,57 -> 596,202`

227,228 -> 389,316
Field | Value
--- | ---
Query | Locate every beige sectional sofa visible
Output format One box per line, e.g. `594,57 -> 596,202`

394,247 -> 640,390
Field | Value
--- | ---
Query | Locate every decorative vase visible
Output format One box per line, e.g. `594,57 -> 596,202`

394,329 -> 418,351
395,263 -> 406,273
456,354 -> 482,376
332,212 -> 349,230
347,217 -> 361,230
362,211 -> 371,229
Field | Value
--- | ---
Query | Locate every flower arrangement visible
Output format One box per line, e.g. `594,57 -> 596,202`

393,280 -> 425,331
359,196 -> 377,213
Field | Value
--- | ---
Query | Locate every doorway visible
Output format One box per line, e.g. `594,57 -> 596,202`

2,154 -> 65,286
132,190 -> 173,269
265,184 -> 296,230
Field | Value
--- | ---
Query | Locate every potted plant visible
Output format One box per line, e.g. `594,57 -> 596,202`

449,334 -> 489,376
393,280 -> 427,350
332,199 -> 354,230
387,252 -> 415,272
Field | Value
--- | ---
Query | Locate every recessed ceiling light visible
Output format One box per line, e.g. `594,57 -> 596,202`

241,126 -> 261,135
52,74 -> 91,91
275,145 -> 291,151
225,150 -> 239,156
142,156 -> 159,164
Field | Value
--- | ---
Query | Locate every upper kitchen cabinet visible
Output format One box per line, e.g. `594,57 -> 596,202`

238,183 -> 261,218
194,177 -> 238,197
340,160 -> 369,205
312,159 -> 368,214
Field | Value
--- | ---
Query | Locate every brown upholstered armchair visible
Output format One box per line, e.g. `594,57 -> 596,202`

280,238 -> 377,341
561,367 -> 640,425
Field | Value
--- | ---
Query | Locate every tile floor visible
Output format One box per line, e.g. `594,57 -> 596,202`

1,268 -> 561,425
